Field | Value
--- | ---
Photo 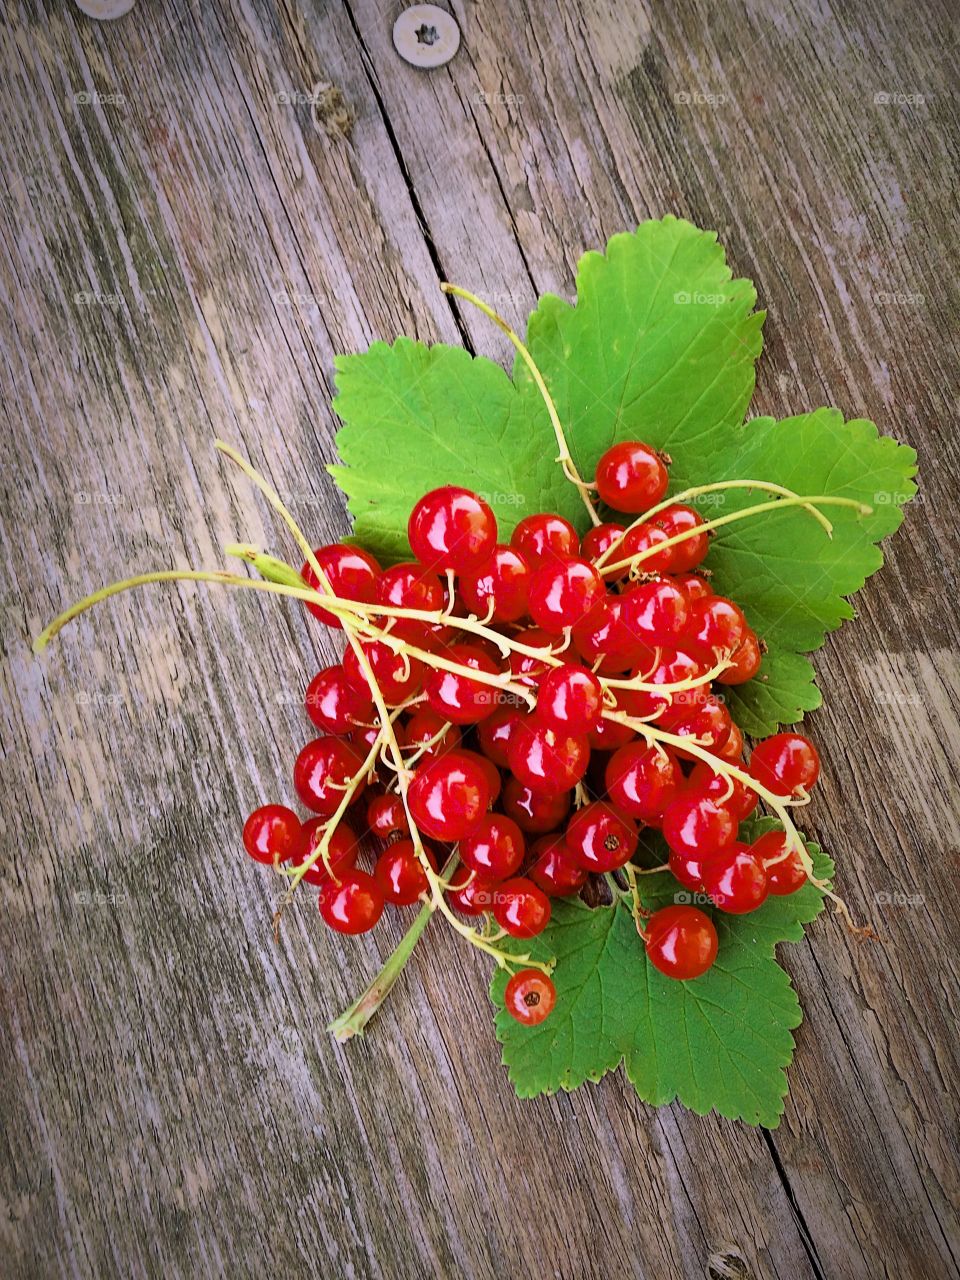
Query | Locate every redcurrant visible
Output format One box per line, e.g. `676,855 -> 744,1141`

528,558 -> 606,633
294,737 -> 366,815
459,545 -> 531,622
535,664 -> 603,734
507,716 -> 590,794
306,664 -> 374,735
702,843 -> 769,914
242,804 -> 301,865
318,870 -> 384,934
565,801 -> 638,872
407,751 -> 490,841
492,877 -> 551,938
408,486 -> 497,573
749,732 -> 820,796
510,512 -> 579,567
594,440 -> 669,513
645,905 -> 718,979
460,814 -> 525,880
504,969 -> 556,1025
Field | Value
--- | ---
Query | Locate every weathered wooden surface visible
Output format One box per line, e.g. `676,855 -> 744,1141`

1,0 -> 958,1276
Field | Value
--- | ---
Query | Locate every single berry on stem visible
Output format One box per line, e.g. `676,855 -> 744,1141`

501,776 -> 571,833
407,750 -> 490,841
460,813 -> 526,880
408,486 -> 497,573
367,792 -> 408,839
594,440 -> 669,513
529,835 -> 590,896
565,801 -> 638,872
318,870 -> 385,933
535,664 -> 603,735
749,732 -> 820,796
492,877 -> 552,938
243,804 -> 301,864
507,716 -> 590,794
306,665 -> 374,735
582,521 -> 626,561
644,905 -> 718,980
702,843 -> 769,914
301,544 -> 381,628
291,819 -> 358,884
504,969 -> 556,1025
294,737 -> 366,815
528,558 -> 606,632
459,545 -> 531,622
661,793 -> 737,859
424,643 -> 501,724
511,512 -> 579,568
751,830 -> 808,895
605,743 -> 682,824
374,839 -> 437,906
476,704 -> 522,767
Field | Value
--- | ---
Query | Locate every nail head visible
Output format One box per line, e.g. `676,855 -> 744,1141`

392,5 -> 461,69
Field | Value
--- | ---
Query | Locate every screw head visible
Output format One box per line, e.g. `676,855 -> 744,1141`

392,4 -> 461,69
71,0 -> 136,16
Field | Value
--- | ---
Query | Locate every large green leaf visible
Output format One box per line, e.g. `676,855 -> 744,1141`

491,833 -> 833,1128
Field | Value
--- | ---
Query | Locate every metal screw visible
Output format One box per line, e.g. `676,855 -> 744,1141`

392,4 -> 461,69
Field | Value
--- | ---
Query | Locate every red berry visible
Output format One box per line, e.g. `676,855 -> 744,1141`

529,835 -> 589,896
507,716 -> 590,794
645,905 -> 718,979
294,737 -> 366,815
306,665 -> 374,735
594,440 -> 669,513
620,577 -> 690,645
528,558 -> 606,633
716,632 -> 762,684
685,594 -> 748,657
459,545 -> 531,622
242,804 -> 301,865
476,704 -> 522,767
718,720 -> 744,761
535,664 -> 603,734
565,801 -> 638,872
446,866 -> 497,915
661,794 -> 737,859
572,597 -> 639,672
492,877 -> 551,937
424,643 -> 501,724
587,714 -> 637,752
301,544 -> 381,628
749,732 -> 820,796
653,504 -> 710,572
318,869 -> 384,933
510,512 -> 579,568
508,625 -> 561,688
291,819 -> 358,885
374,839 -> 437,905
582,521 -> 626,561
408,486 -> 497,573
504,969 -> 556,1025
668,847 -> 709,893
751,830 -> 808,895
375,561 -> 447,647
702,843 -> 769,914
673,572 -> 712,602
400,708 -> 462,759
342,640 -> 425,704
605,743 -> 682,823
407,751 -> 490,841
460,814 -> 525,880
621,647 -> 707,721
664,693 -> 732,758
367,792 -> 408,839
686,762 -> 758,821
457,748 -> 502,805
501,776 -> 571,833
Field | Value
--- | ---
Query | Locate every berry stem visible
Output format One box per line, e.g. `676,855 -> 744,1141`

591,479 -> 838,569
600,495 -> 872,578
441,282 -> 601,527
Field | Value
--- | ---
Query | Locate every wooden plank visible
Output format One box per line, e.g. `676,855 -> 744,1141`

0,0 -> 957,1278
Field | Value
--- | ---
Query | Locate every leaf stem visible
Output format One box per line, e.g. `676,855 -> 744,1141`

441,282 -> 601,527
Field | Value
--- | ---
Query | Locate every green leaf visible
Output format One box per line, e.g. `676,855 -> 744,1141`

492,832 -> 833,1128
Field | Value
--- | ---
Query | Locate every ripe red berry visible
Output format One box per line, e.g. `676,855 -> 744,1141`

619,521 -> 674,573
716,632 -> 762,684
508,625 -> 560,688
446,866 -> 497,915
749,732 -> 820,796
594,440 -> 669,513
408,486 -> 497,573
492,877 -> 552,937
507,716 -> 590,794
367,792 -> 408,839
318,869 -> 384,933
476,704 -> 522,767
644,905 -> 718,980
685,595 -> 748,657
306,664 -> 374,735
501,776 -> 571,833
668,847 -> 709,893
242,804 -> 301,865
504,969 -> 556,1025
342,640 -> 425,704
291,819 -> 358,884
571,597 -> 636,671
661,794 -> 737,859
652,504 -> 710,572
374,839 -> 437,906
535,664 -> 603,734
620,577 -> 690,645
528,558 -> 606,632
407,751 -> 490,841
460,814 -> 525,880
717,720 -> 744,761
301,544 -> 381,628
622,647 -> 706,720
686,762 -> 758,821
424,643 -> 501,724
510,512 -> 579,568
459,545 -> 531,622
750,830 -> 808,895
702,843 -> 769,914
529,834 -> 590,897
581,521 -> 626,561
375,561 -> 448,647
605,743 -> 682,823
565,801 -> 638,872
457,749 -> 502,805
663,693 -> 732,758
673,572 -> 712,602
400,708 -> 462,759
294,737 -> 366,815
587,714 -> 637,752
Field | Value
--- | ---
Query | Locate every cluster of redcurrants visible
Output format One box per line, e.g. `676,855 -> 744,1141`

242,440 -> 821,1027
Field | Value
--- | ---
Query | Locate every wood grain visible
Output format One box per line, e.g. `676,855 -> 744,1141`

1,0 -> 958,1277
